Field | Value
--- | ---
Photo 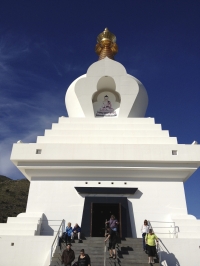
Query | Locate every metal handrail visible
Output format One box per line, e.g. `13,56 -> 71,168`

148,221 -> 162,265
41,219 -> 64,221
148,220 -> 177,238
149,221 -> 175,223
104,219 -> 107,266
156,242 -> 162,266
50,219 -> 65,264
40,219 -> 64,235
147,221 -> 180,266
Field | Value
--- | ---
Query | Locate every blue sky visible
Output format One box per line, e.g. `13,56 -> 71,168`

0,1 -> 200,218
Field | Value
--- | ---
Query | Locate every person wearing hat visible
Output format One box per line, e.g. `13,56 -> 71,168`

61,243 -> 75,266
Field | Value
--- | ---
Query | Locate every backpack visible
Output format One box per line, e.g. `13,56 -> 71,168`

61,232 -> 66,239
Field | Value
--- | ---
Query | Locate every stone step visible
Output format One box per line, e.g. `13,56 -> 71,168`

0,223 -> 38,230
177,225 -> 200,232
58,117 -> 155,124
51,123 -> 162,131
0,229 -> 36,235
37,135 -> 176,144
7,217 -> 41,223
60,242 -> 145,249
178,232 -> 200,238
173,219 -> 200,226
52,238 -> 154,266
45,129 -> 168,137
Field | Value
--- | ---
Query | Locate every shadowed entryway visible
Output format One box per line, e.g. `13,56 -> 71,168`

91,203 -> 120,237
81,197 -> 133,238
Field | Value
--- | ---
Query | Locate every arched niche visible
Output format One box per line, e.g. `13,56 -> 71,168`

92,76 -> 121,117
97,76 -> 116,91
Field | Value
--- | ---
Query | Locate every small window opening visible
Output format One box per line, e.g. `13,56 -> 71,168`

172,150 -> 178,155
111,182 -> 114,184
98,182 -> 101,184
36,149 -> 42,154
85,182 -> 88,184
11,243 -> 14,246
124,182 -> 127,185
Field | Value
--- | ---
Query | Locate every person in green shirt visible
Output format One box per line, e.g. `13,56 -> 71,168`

145,229 -> 159,264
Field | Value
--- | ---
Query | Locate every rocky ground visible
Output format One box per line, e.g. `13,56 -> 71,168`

0,175 -> 29,223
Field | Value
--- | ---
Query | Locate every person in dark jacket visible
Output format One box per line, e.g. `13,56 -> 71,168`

77,249 -> 91,266
71,223 -> 81,242
59,232 -> 67,250
108,230 -> 117,259
62,243 -> 75,266
104,227 -> 117,259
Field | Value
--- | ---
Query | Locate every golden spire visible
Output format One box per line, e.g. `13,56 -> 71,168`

95,28 -> 118,60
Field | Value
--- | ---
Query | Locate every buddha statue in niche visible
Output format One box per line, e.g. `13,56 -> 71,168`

96,95 -> 117,117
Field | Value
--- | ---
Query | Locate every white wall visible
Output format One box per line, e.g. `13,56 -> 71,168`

129,181 -> 187,238
158,238 -> 200,266
26,179 -> 187,237
0,236 -> 54,266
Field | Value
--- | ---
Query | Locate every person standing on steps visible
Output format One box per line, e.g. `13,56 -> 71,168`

62,243 -> 75,266
145,229 -> 159,264
77,249 -> 91,266
105,214 -> 119,234
105,215 -> 119,259
105,228 -> 117,259
141,219 -> 149,252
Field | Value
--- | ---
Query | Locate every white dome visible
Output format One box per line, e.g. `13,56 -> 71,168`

65,57 -> 148,118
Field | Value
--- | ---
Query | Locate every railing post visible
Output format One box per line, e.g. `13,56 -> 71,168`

50,246 -> 53,265
158,242 -> 162,266
49,219 -> 65,265
104,219 -> 108,266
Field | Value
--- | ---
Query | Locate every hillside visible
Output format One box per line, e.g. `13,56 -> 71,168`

0,176 -> 30,223
0,175 -> 11,182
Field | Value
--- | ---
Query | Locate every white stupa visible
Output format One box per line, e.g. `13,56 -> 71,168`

0,28 -> 200,266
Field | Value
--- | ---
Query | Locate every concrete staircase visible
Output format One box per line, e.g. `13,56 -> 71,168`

172,214 -> 200,239
0,212 -> 43,236
50,237 -> 159,266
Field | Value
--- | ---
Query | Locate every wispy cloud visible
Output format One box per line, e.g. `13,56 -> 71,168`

0,90 -> 63,179
0,30 -> 104,180
0,32 -> 73,179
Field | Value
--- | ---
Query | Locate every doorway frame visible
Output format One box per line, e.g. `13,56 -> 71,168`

90,202 -> 122,237
81,197 -> 132,238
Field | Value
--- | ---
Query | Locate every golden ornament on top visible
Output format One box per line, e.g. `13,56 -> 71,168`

95,28 -> 118,60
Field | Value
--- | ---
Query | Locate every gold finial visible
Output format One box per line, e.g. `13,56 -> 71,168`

95,28 -> 118,60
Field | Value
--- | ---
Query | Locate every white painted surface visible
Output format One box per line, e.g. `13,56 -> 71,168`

11,117 -> 200,183
0,236 -> 54,266
5,52 -> 200,266
24,179 -> 188,238
158,238 -> 200,266
172,215 -> 200,238
0,213 -> 43,236
65,57 -> 148,118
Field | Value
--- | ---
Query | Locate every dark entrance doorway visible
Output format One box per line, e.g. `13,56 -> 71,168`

81,197 -> 133,238
91,203 -> 121,237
